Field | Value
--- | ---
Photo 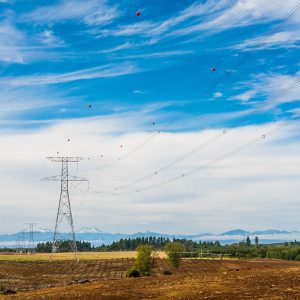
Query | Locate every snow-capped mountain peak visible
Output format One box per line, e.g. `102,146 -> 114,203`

77,227 -> 103,234
22,227 -> 51,233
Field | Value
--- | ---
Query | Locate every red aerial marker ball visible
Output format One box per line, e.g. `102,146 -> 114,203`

136,11 -> 141,16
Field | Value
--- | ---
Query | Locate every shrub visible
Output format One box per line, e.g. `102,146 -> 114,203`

162,270 -> 172,275
164,242 -> 185,269
127,245 -> 154,277
294,255 -> 300,261
126,268 -> 141,278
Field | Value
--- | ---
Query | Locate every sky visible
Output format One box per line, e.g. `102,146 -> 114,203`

0,0 -> 300,234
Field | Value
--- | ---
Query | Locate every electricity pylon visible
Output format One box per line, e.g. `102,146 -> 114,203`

26,222 -> 38,254
43,157 -> 88,261
16,231 -> 26,254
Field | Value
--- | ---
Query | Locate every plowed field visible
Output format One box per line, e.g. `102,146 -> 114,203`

0,258 -> 300,299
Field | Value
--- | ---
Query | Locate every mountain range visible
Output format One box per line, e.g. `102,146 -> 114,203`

0,227 -> 299,248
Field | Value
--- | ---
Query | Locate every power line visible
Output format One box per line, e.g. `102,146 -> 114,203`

93,2 -> 300,171
73,182 -> 90,219
206,1 -> 300,93
106,118 -> 298,195
90,76 -> 300,194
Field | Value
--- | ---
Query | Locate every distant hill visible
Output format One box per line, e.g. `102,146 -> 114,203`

222,229 -> 250,236
1,228 -> 299,248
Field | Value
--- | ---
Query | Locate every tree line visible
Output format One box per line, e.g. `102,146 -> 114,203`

99,236 -> 300,261
6,236 -> 300,261
36,240 -> 93,252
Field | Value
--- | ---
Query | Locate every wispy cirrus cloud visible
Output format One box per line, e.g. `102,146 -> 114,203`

0,20 -> 66,64
232,72 -> 300,105
96,0 -> 300,44
96,42 -> 132,54
120,50 -> 194,60
97,0 -> 227,39
22,0 -> 119,26
233,31 -> 300,51
0,20 -> 27,63
0,85 -> 70,122
39,30 -> 65,46
170,0 -> 300,38
0,62 -> 138,86
289,107 -> 300,117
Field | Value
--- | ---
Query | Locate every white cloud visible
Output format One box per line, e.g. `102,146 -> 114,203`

233,31 -> 300,50
0,62 -> 138,86
133,90 -> 146,95
96,42 -> 132,54
99,21 -> 159,37
23,0 -> 119,26
0,21 -> 66,64
0,116 -> 299,233
0,20 -> 26,63
289,107 -> 300,117
94,0 -> 300,49
39,30 -> 65,46
232,72 -> 300,105
214,92 -> 223,98
121,50 -> 194,60
169,0 -> 300,37
233,90 -> 257,102
0,85 -> 74,123
210,0 -> 300,26
97,0 -> 227,38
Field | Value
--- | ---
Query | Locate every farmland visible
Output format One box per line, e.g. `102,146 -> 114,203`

0,251 -> 168,262
0,256 -> 300,299
0,251 -> 138,262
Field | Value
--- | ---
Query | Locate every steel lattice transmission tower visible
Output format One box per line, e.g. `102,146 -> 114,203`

26,222 -> 38,254
43,157 -> 88,261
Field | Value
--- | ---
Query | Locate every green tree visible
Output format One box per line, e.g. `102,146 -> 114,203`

164,242 -> 184,268
254,236 -> 259,247
127,245 -> 154,277
246,236 -> 251,247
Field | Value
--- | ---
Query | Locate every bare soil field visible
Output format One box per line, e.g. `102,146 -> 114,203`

0,258 -> 300,299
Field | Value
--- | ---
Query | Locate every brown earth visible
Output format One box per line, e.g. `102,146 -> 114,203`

0,258 -> 300,299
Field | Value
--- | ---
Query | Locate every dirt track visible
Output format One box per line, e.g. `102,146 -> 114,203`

1,259 -> 300,299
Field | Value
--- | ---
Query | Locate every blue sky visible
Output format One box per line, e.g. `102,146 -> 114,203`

1,0 -> 299,129
0,0 -> 300,234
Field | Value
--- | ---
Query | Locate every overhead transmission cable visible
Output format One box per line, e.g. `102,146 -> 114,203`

89,76 -> 300,194
104,118 -> 299,195
210,1 -> 300,89
73,181 -> 90,219
94,2 -> 300,171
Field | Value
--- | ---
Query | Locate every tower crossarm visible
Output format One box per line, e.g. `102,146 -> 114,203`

46,157 -> 84,163
42,175 -> 88,182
